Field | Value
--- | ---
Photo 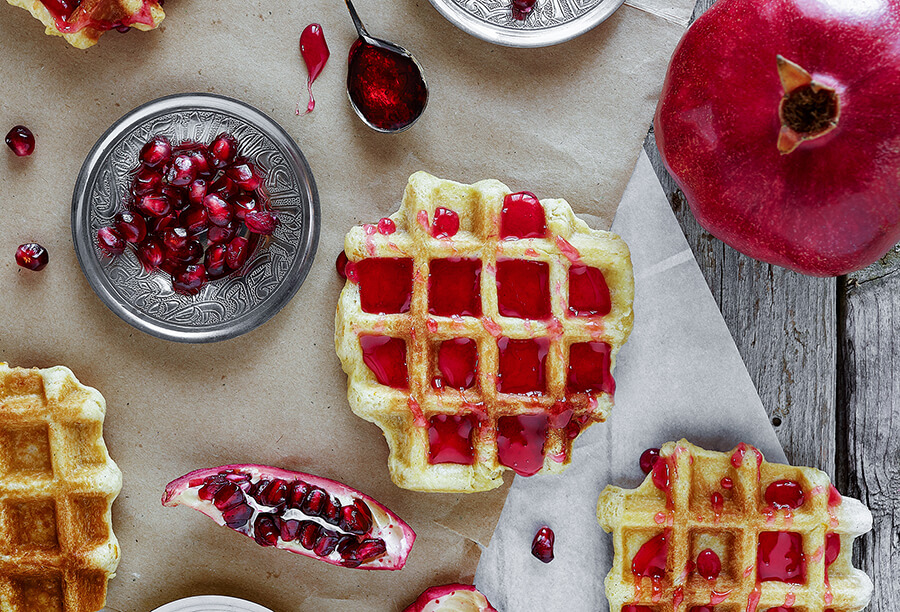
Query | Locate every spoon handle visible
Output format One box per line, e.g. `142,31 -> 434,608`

343,0 -> 369,38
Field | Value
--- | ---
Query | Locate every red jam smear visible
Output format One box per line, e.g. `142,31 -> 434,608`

497,337 -> 548,394
721,477 -> 734,490
500,191 -> 546,239
567,341 -> 614,394
496,414 -> 549,476
652,457 -> 671,492
377,217 -> 396,235
347,39 -> 428,132
690,608 -> 715,612
496,259 -> 550,319
825,532 -> 840,568
632,531 -> 669,578
765,480 -> 805,509
41,0 -> 157,33
357,257 -> 413,314
568,265 -> 612,317
757,532 -> 806,583
640,448 -> 660,474
432,207 -> 459,239
621,607 -> 654,612
299,24 -> 330,115
428,414 -> 475,465
696,548 -> 722,580
765,608 -> 796,612
359,335 -> 408,389
828,484 -> 842,507
711,491 -> 724,519
434,338 -> 478,390
428,258 -> 482,316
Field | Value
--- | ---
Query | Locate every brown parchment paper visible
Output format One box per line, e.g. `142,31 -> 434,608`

0,0 -> 689,610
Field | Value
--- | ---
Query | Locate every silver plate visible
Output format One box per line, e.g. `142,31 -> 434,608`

149,595 -> 273,612
427,0 -> 626,47
72,93 -> 320,343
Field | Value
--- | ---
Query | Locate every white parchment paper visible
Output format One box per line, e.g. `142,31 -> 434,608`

474,152 -> 787,611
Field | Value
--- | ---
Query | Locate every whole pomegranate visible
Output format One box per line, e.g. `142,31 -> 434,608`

655,0 -> 900,276
403,584 -> 497,612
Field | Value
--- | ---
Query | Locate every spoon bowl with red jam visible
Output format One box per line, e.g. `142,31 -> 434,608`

343,0 -> 429,133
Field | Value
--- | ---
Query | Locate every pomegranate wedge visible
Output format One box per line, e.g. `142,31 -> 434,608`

163,464 -> 416,570
404,584 -> 497,612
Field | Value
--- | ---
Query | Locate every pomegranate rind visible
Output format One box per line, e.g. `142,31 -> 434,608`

162,464 -> 416,570
403,584 -> 497,612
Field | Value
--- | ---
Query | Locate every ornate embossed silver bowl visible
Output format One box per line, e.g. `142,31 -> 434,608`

150,595 -> 274,612
72,93 -> 320,343
427,0 -> 626,47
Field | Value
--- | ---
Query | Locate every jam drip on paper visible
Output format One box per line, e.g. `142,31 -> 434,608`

299,24 -> 330,115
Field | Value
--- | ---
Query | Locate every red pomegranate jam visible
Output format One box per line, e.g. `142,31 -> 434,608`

359,335 -> 408,389
428,414 -> 475,465
299,24 -> 329,115
765,480 -> 805,509
640,448 -> 660,474
566,341 -> 614,394
721,477 -> 734,489
435,338 -> 478,390
496,414 -> 549,476
432,207 -> 459,239
496,259 -> 550,319
500,192 -> 546,239
690,608 -> 714,612
828,484 -> 842,507
622,607 -> 654,612
696,548 -> 722,580
652,457 -> 671,492
632,532 -> 669,578
765,609 -> 796,612
428,258 -> 481,316
825,532 -> 840,567
347,39 -> 428,132
497,337 -> 548,394
357,257 -> 413,314
568,265 -> 611,317
757,532 -> 806,583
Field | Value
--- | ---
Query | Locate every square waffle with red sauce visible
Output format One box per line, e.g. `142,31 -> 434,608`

597,439 -> 873,612
0,363 -> 122,611
6,0 -> 165,48
335,171 -> 634,493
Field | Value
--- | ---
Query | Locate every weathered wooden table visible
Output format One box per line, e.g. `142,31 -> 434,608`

644,1 -> 899,608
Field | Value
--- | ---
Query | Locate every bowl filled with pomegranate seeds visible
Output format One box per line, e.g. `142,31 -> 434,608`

72,93 -> 319,343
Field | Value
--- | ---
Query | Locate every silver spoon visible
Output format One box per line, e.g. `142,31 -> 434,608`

344,0 -> 429,133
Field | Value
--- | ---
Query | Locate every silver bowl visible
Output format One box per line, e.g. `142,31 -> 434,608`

149,595 -> 273,612
72,93 -> 320,343
427,0 -> 626,47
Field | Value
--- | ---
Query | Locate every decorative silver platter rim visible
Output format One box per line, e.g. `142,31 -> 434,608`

72,93 -> 320,344
426,0 -> 627,47
150,595 -> 274,612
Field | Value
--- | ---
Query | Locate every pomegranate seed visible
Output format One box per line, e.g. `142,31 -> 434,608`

289,481 -> 311,509
301,487 -> 327,516
205,244 -> 228,279
137,237 -> 164,270
198,478 -> 226,501
209,132 -> 238,168
165,154 -> 198,187
15,243 -> 48,271
696,548 -> 722,580
212,482 -> 244,510
208,222 -> 238,245
137,193 -> 173,218
256,479 -> 289,509
432,207 -> 460,239
377,217 -> 396,234
161,185 -> 188,211
314,531 -> 340,556
233,193 -> 259,220
172,263 -> 207,295
149,212 -> 178,234
97,227 -> 126,256
210,175 -> 238,199
222,502 -> 253,528
323,497 -> 342,525
186,149 -> 211,177
336,251 -> 349,279
640,448 -> 661,474
226,158 -> 263,190
225,236 -> 250,270
765,479 -> 805,509
162,227 -> 190,254
139,136 -> 172,168
188,179 -> 208,205
132,166 -> 164,196
299,521 -> 320,549
203,193 -> 234,227
180,206 -> 209,234
531,526 -> 555,563
254,514 -> 281,547
176,240 -> 203,264
244,209 -> 278,235
353,538 -> 387,563
5,125 -> 35,157
339,500 -> 373,535
280,519 -> 301,541
114,210 -> 147,243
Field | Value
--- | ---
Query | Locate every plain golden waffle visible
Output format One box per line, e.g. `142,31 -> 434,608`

0,364 -> 122,612
597,439 -> 873,612
6,0 -> 165,48
336,171 -> 634,493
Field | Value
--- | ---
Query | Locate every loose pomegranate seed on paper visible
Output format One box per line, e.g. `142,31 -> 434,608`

162,464 -> 416,570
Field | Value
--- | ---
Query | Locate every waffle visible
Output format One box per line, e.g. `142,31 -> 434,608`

6,0 -> 165,49
335,171 -> 634,493
597,439 -> 873,612
0,363 -> 122,612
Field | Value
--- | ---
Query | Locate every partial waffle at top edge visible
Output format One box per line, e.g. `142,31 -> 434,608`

0,363 -> 123,612
597,439 -> 874,612
6,0 -> 165,49
336,171 -> 635,493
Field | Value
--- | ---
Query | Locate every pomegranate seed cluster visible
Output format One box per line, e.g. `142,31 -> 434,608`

96,133 -> 278,295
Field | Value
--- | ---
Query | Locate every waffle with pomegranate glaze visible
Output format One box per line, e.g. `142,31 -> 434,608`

597,439 -> 873,612
0,363 -> 122,612
335,171 -> 634,493
6,0 -> 165,49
